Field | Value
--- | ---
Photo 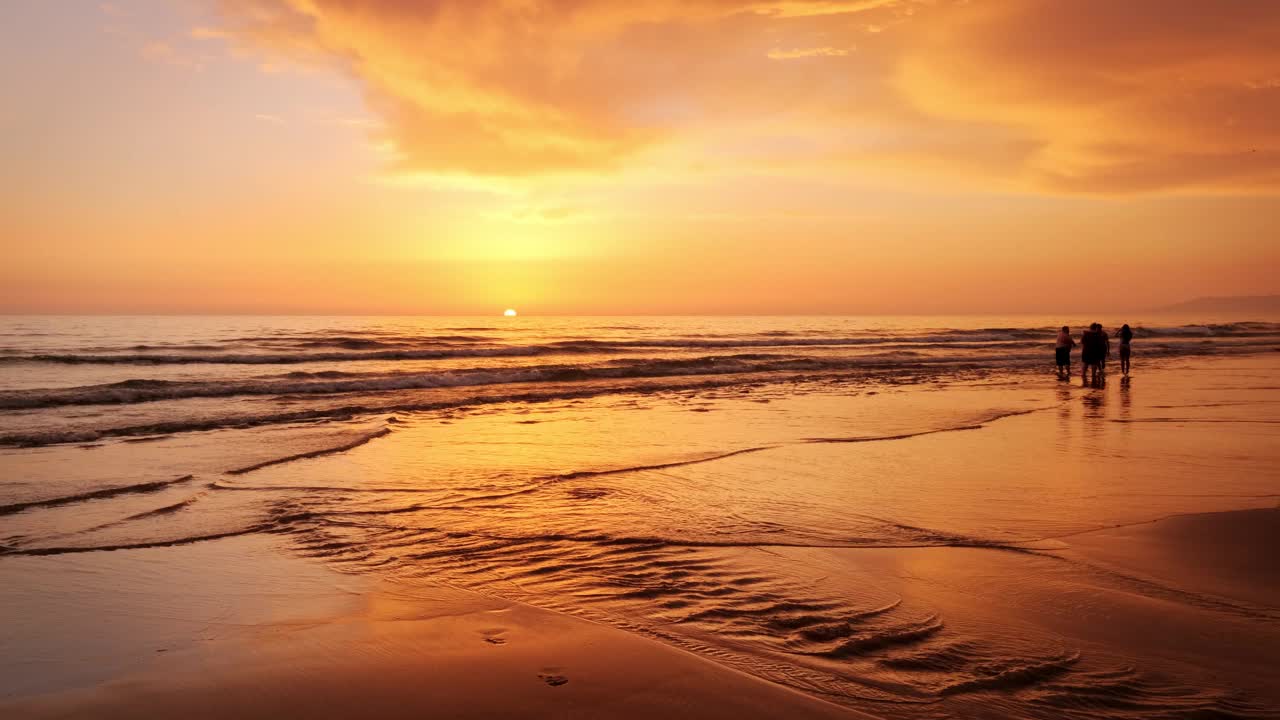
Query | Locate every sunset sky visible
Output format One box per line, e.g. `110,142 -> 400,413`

2,0 -> 1277,314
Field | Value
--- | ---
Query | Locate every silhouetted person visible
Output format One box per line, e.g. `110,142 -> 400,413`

1116,323 -> 1134,375
1081,323 -> 1106,386
1098,325 -> 1111,378
1055,325 -> 1075,378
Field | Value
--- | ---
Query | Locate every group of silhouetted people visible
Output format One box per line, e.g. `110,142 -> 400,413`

1055,323 -> 1134,384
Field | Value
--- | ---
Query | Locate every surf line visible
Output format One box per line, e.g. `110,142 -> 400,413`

551,406 -> 1056,483
0,527 -> 266,556
225,427 -> 393,476
0,474 -> 197,516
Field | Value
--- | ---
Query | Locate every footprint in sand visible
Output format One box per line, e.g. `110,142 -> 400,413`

481,628 -> 507,645
538,673 -> 568,687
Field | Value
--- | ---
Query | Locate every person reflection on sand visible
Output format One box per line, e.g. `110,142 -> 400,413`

1081,381 -> 1107,422
1054,383 -> 1075,452
1119,375 -> 1132,419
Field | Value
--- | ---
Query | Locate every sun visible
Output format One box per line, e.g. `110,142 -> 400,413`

503,308 -> 518,317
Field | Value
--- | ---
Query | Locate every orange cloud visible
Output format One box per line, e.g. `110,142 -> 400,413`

211,0 -> 1280,192
208,0 -> 912,174
894,0 -> 1280,192
767,46 -> 852,59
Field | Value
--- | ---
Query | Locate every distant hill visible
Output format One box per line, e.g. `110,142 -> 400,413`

1158,295 -> 1280,314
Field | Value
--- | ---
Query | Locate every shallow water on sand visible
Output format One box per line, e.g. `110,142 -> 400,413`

2,316 -> 1279,717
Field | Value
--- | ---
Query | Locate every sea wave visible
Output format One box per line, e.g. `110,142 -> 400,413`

0,367 -> 923,447
6,327 -> 1277,367
5,330 -> 1280,411
4,322 -> 1276,366
0,352 -> 971,409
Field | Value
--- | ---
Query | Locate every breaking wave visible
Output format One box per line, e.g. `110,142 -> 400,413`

0,353 -> 956,410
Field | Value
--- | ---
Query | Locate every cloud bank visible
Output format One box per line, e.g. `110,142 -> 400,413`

212,0 -> 1280,192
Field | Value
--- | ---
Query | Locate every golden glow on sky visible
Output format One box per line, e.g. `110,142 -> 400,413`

1,1 -> 1277,314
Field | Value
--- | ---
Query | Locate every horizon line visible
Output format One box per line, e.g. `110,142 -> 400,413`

0,310 -> 1254,318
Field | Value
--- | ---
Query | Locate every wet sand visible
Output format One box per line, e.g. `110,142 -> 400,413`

4,507 -> 1275,720
0,537 -> 860,720
2,352 -> 1278,718
1060,507 -> 1280,608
